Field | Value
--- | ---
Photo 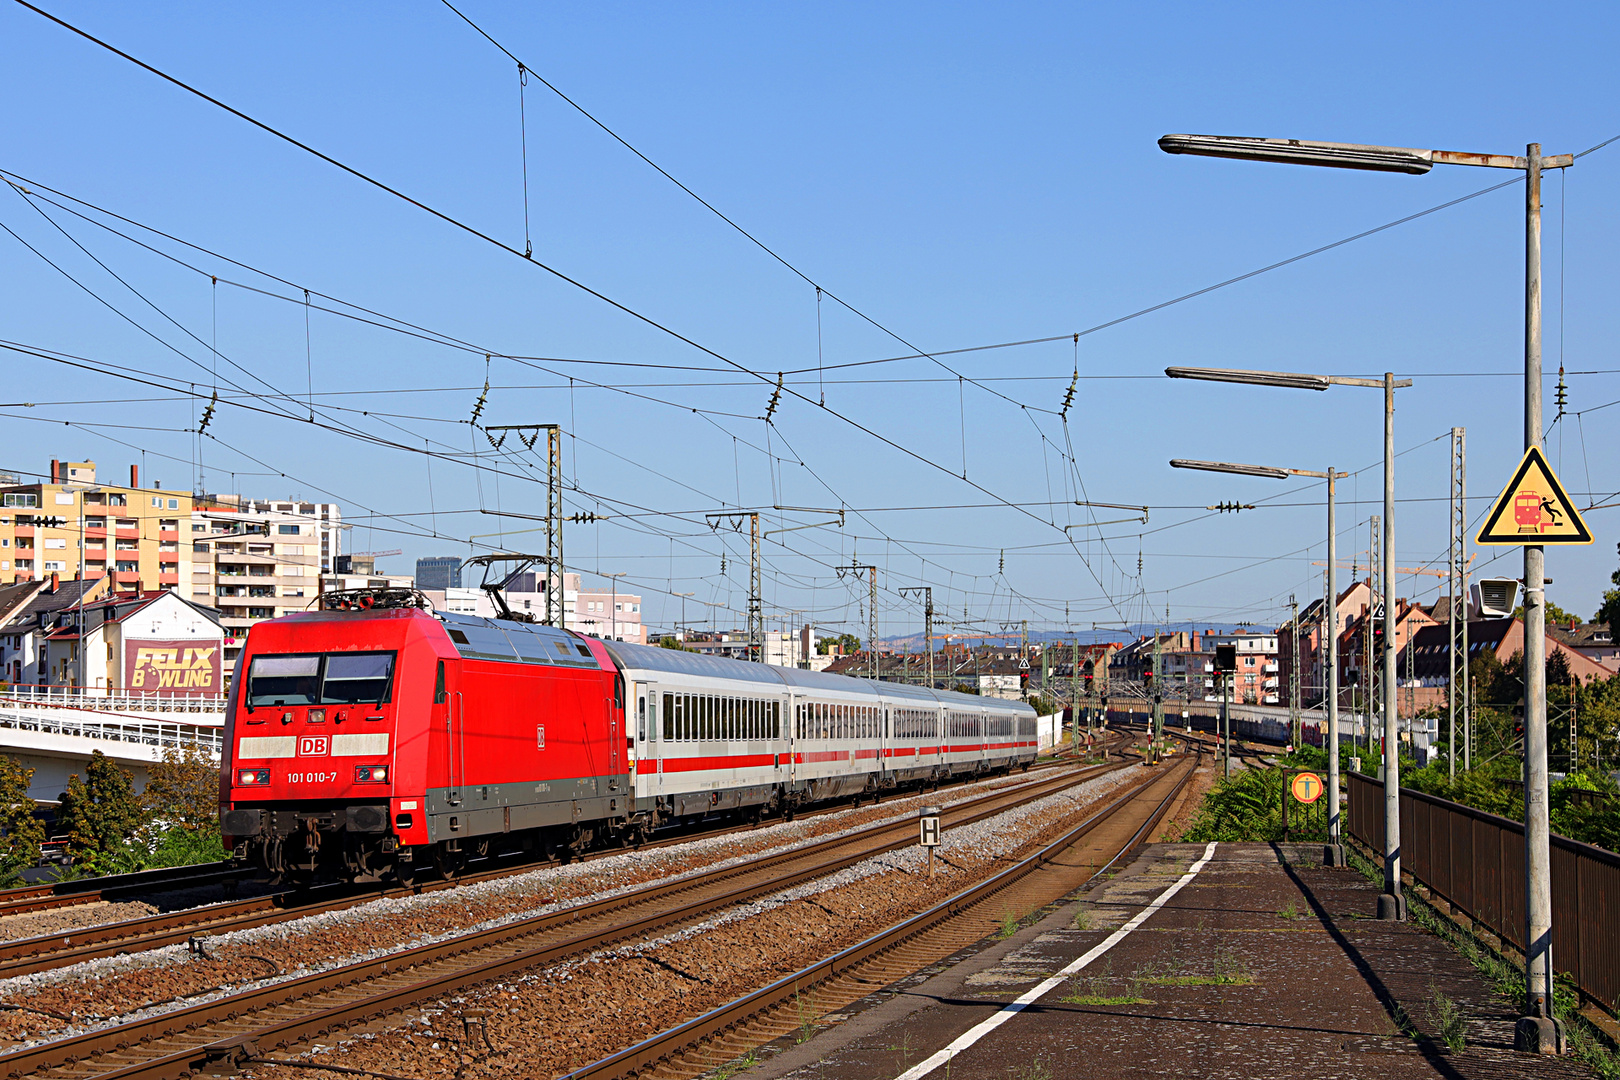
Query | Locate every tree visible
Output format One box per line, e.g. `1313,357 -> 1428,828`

816,633 -> 861,656
1597,543 -> 1620,636
1514,599 -> 1578,625
0,757 -> 43,887
142,745 -> 219,831
656,635 -> 690,651
59,751 -> 143,874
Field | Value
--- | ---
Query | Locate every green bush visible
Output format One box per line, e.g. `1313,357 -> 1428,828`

1178,758 -> 1329,843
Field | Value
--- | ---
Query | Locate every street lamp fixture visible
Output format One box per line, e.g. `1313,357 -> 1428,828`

1158,133 -> 1572,174
1170,459 -> 1290,481
1163,131 -> 1570,1051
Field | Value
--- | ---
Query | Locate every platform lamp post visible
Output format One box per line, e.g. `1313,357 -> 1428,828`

1170,457 -> 1349,863
1160,133 -> 1570,1052
1166,369 -> 1409,913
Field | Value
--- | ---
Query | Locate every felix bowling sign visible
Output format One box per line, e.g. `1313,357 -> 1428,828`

125,641 -> 222,695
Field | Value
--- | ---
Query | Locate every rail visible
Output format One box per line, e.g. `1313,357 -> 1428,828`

0,685 -> 227,714
1347,770 -> 1620,1014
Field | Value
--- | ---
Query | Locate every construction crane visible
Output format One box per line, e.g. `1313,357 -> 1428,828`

1311,556 -> 1472,579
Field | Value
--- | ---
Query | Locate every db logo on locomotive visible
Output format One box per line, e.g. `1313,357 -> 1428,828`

297,736 -> 331,757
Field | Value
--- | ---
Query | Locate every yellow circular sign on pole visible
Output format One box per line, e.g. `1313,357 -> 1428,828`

1291,771 -> 1324,804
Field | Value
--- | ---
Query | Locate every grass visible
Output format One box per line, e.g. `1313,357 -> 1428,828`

1344,846 -> 1620,1078
1058,961 -> 1154,1006
1427,984 -> 1467,1052
1275,898 -> 1303,920
994,909 -> 1021,940
793,992 -> 817,1045
1003,1058 -> 1053,1080
888,1033 -> 916,1073
1210,936 -> 1252,986
1073,908 -> 1093,931
711,1050 -> 759,1079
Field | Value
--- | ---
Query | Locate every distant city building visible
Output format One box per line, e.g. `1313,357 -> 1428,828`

419,572 -> 645,645
415,556 -> 462,591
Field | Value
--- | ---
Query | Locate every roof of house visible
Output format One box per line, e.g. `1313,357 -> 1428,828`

1549,622 -> 1616,649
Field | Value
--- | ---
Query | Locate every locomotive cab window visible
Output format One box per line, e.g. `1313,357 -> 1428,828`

245,652 -> 395,710
247,654 -> 320,708
321,653 -> 395,704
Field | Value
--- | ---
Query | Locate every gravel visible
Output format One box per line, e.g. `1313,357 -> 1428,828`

0,763 -> 1131,1053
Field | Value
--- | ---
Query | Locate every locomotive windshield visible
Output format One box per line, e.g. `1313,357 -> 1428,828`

246,651 -> 395,708
321,652 -> 395,703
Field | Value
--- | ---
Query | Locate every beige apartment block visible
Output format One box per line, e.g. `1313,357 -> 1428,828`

188,496 -> 342,662
0,460 -> 192,591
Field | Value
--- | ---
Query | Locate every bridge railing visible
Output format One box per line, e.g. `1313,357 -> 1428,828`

1348,770 -> 1620,1015
0,704 -> 223,758
0,685 -> 227,714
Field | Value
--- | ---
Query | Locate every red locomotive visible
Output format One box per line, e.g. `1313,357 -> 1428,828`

220,590 -> 1037,884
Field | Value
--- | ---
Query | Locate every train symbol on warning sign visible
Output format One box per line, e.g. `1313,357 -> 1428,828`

1478,447 -> 1591,546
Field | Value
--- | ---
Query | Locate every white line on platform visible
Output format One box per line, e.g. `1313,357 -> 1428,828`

893,841 -> 1220,1080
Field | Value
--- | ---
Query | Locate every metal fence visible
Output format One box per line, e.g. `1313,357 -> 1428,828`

0,686 -> 227,714
1348,770 -> 1620,1014
0,706 -> 223,758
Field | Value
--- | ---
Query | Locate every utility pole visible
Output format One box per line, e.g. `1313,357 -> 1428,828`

1289,595 -> 1300,749
837,560 -> 878,680
705,511 -> 763,662
1151,630 -> 1164,755
1519,142 -> 1561,1051
673,592 -> 693,642
900,586 -> 934,690
487,423 -> 563,627
1071,637 -> 1081,741
748,513 -> 761,663
1368,514 -> 1380,756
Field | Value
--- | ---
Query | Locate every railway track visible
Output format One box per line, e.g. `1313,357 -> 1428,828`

0,746 -> 1123,982
0,863 -> 252,920
0,757 -> 1133,1080
564,750 -> 1201,1080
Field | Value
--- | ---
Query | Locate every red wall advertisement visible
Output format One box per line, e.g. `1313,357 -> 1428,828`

124,640 -> 223,695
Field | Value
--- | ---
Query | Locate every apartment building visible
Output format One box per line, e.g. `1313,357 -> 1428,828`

0,460 -> 192,590
1201,629 -> 1281,705
188,496 -> 342,661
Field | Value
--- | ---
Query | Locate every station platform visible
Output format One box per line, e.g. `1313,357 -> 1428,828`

752,842 -> 1595,1080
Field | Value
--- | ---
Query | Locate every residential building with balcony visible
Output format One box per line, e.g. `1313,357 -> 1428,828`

1201,629 -> 1281,705
188,497 -> 341,664
0,460 -> 193,592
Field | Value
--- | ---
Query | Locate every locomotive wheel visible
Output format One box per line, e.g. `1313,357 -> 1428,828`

433,843 -> 467,880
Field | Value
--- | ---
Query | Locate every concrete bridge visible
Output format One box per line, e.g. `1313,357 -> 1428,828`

0,688 -> 223,800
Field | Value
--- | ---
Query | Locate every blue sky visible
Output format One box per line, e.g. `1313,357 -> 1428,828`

1,1 -> 1616,640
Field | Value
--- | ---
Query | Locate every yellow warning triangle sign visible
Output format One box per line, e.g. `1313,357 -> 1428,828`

1476,446 -> 1592,545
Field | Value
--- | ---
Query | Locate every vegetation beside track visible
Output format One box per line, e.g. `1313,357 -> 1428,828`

1174,745 -> 1330,843
11,746 -> 224,881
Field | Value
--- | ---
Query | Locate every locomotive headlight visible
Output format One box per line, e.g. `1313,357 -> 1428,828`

307,708 -> 327,724
355,765 -> 388,783
237,768 -> 271,786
